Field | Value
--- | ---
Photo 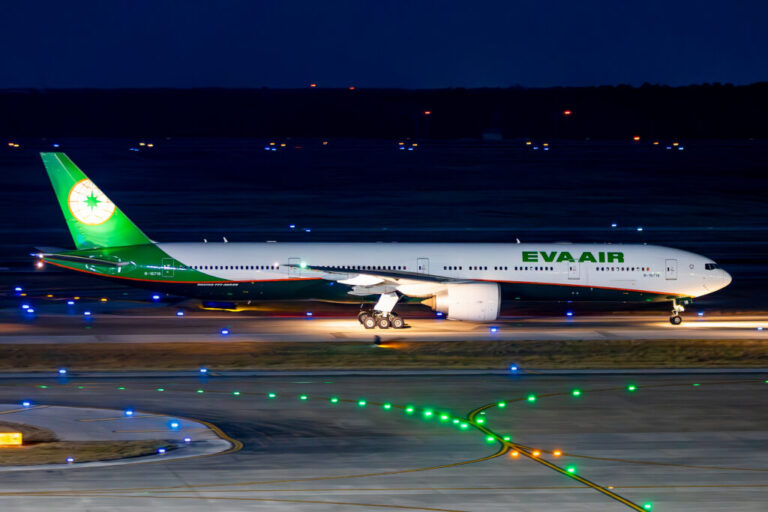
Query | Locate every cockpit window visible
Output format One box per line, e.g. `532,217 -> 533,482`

704,263 -> 720,270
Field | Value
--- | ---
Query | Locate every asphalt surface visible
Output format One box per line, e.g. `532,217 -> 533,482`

0,372 -> 766,511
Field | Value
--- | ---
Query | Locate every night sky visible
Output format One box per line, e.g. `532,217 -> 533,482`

1,1 -> 766,89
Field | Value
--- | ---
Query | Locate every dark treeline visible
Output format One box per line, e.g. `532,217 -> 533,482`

1,83 -> 766,139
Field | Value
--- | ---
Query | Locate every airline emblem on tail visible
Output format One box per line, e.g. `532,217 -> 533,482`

68,179 -> 116,225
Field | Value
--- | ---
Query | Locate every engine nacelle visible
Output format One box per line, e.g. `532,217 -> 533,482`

424,283 -> 500,322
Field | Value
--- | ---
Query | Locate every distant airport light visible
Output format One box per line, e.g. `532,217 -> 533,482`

510,450 -> 519,457
299,261 -> 308,268
637,227 -> 644,232
627,384 -> 637,392
306,311 -> 313,317
58,368 -> 67,375
475,417 -> 484,424
52,143 -> 60,148
563,110 -> 572,116
220,328 -> 230,335
299,394 -> 309,401
611,223 -> 618,228
423,409 -> 434,418
310,83 -> 317,88
566,311 -> 574,317
666,146 -> 672,150
152,294 -> 160,301
572,389 -> 581,397
305,228 -> 311,233
139,142 -> 146,146
196,389 -> 204,394
633,135 -> 641,141
566,465 -> 577,474
22,401 -> 31,407
14,286 -> 22,292
348,86 -> 355,90
672,142 -> 679,147
184,437 -> 192,443
678,146 -> 685,151
27,308 -> 35,314
100,297 -> 107,302
460,423 -> 469,429
423,110 -> 432,115
124,409 -> 134,417
643,503 -> 653,511
36,260 -> 44,269
525,141 -> 532,145
758,327 -> 764,331
436,312 -> 444,317
509,364 -> 519,372
489,326 -> 498,333
199,368 -> 208,374
83,311 -> 91,316
289,224 -> 296,229
67,300 -> 75,305
330,396 -> 339,403
176,311 -> 184,317
697,311 -> 704,317
503,435 -> 511,441
170,421 -> 180,429
553,450 -> 562,457
21,304 -> 29,309
357,399 -> 367,407
322,141 -> 328,145
157,448 -> 166,454
268,392 -> 277,399
157,388 -> 164,392
527,394 -> 537,403
497,401 -> 506,408
532,450 -> 541,457
405,406 -> 415,414
486,436 -> 495,443
66,457 -> 74,463
544,147 -> 549,151
653,141 -> 659,145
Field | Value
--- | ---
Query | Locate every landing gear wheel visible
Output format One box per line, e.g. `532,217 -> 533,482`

669,315 -> 683,325
377,316 -> 391,329
390,315 -> 405,329
358,312 -> 369,324
363,316 -> 377,329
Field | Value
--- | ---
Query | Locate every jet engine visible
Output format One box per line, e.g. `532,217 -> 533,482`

422,283 -> 500,322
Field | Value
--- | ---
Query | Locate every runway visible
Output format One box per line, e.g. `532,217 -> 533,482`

0,372 -> 766,511
2,306 -> 766,343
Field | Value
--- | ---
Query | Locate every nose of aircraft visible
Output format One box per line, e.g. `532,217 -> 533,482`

720,269 -> 733,289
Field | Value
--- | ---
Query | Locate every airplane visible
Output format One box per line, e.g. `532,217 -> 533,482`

37,152 -> 732,328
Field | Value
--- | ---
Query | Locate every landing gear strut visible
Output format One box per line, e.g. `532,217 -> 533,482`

669,299 -> 685,325
357,293 -> 406,329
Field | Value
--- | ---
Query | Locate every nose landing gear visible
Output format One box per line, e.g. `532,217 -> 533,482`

669,299 -> 685,325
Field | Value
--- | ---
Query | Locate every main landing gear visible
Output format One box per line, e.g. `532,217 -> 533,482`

358,292 -> 406,329
669,299 -> 685,325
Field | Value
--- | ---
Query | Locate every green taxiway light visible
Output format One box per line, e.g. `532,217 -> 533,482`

497,401 -> 506,408
566,465 -> 577,474
486,436 -> 495,443
156,388 -> 165,392
405,406 -> 415,414
527,394 -> 537,402
232,391 -> 241,396
196,389 -> 204,394
39,385 -> 48,389
764,380 -> 768,384
357,399 -> 367,407
627,385 -> 637,392
643,503 -> 653,510
117,386 -> 125,390
693,383 -> 700,387
299,394 -> 309,401
503,435 -> 511,442
572,389 -> 581,397
476,417 -> 485,424
423,409 -> 434,418
330,397 -> 339,403
268,392 -> 277,399
77,386 -> 84,389
452,419 -> 460,424
439,414 -> 449,421
383,403 -> 392,410
460,423 -> 469,429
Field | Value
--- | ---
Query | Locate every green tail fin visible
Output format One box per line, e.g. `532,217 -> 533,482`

41,152 -> 152,249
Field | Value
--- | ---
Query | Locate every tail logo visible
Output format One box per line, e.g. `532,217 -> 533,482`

68,179 -> 116,225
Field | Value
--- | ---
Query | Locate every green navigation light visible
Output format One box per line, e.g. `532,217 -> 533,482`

405,406 -> 415,414
330,397 -> 339,403
527,394 -> 537,402
299,394 -> 309,401
572,389 -> 581,397
357,399 -> 367,407
627,385 -> 637,392
497,401 -> 506,408
383,403 -> 392,410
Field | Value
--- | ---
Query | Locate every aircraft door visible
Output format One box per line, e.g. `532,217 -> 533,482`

162,258 -> 174,278
417,257 -> 429,274
665,259 -> 678,280
568,262 -> 580,280
288,257 -> 301,276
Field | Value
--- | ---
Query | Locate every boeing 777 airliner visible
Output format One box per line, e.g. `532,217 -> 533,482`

37,153 -> 732,328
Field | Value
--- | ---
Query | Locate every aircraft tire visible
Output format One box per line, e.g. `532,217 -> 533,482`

377,317 -> 391,329
391,316 -> 405,329
669,315 -> 683,325
363,316 -> 377,329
